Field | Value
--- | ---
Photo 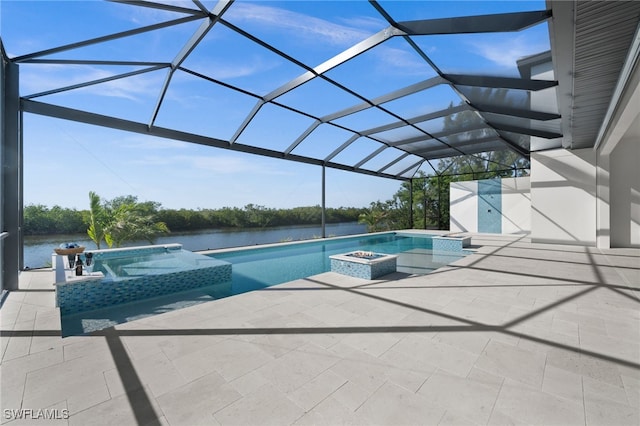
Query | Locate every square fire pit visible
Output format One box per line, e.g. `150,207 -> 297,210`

329,251 -> 398,280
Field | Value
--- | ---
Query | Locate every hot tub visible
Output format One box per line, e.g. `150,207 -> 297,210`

55,244 -> 231,315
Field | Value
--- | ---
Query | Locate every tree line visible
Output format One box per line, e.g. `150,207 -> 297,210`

26,100 -> 531,239
25,148 -> 528,241
23,200 -> 366,236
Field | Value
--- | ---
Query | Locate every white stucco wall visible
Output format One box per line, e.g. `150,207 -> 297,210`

609,128 -> 640,248
529,60 -> 563,152
595,49 -> 640,248
450,181 -> 478,233
449,177 -> 530,234
530,148 -> 597,245
501,177 -> 531,234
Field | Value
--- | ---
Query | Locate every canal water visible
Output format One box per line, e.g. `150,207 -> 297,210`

23,222 -> 368,268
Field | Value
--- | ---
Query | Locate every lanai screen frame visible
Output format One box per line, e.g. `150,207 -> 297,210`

1,0 -> 559,291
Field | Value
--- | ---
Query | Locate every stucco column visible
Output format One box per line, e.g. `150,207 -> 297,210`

596,149 -> 611,249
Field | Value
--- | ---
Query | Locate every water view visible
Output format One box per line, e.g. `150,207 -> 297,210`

24,222 -> 367,269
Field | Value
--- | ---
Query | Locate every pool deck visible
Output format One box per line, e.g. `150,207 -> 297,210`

2,233 -> 639,425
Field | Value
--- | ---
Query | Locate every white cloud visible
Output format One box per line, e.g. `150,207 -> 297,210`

374,45 -> 436,76
115,0 -> 199,26
21,63 -> 164,101
469,34 -> 548,68
190,155 -> 259,174
190,154 -> 293,176
181,55 -> 280,81
223,3 -> 436,78
130,152 -> 291,176
226,3 -> 373,48
337,16 -> 387,33
118,135 -> 191,151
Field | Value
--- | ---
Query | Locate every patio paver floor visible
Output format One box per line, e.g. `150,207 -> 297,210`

1,234 -> 639,425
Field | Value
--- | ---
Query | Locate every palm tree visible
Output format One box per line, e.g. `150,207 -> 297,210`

358,202 -> 390,232
86,192 -> 170,248
103,198 -> 169,248
86,191 -> 108,249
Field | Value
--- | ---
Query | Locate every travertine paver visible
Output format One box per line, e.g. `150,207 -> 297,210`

1,234 -> 638,425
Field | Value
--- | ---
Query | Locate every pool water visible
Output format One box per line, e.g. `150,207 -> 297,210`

61,233 -> 468,336
90,248 -> 225,280
210,233 -> 453,295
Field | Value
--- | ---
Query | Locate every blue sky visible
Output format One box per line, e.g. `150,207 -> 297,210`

2,0 -> 548,210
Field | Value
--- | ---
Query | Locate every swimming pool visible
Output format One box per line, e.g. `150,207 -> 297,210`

209,232 -> 457,295
61,232 -> 468,336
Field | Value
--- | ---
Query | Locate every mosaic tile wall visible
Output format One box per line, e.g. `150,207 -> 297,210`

432,237 -> 470,252
330,257 -> 397,280
57,262 -> 231,315
478,179 -> 502,233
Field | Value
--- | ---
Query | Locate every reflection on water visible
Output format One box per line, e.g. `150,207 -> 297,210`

24,222 -> 367,268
